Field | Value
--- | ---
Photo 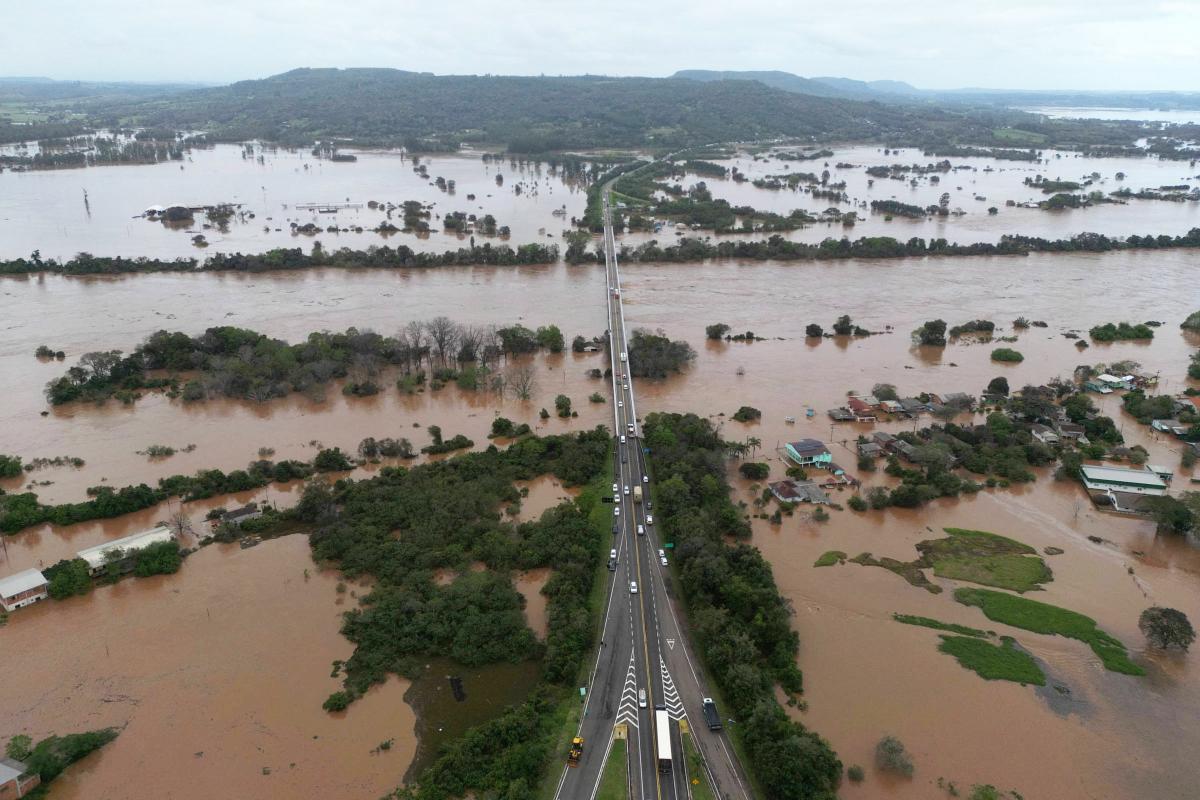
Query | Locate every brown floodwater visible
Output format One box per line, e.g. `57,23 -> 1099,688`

0,535 -> 417,799
3,141 -> 1198,266
676,144 -> 1200,246
0,145 -> 589,261
2,209 -> 1199,797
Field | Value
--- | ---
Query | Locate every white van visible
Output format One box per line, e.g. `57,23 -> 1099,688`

646,515 -> 653,525
638,688 -> 647,708
637,524 -> 645,536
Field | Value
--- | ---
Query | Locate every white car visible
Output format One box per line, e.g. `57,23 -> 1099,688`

660,556 -> 668,567
610,548 -> 618,561
637,524 -> 645,536
620,434 -> 626,443
614,507 -> 620,517
623,485 -> 630,496
629,581 -> 638,594
618,401 -> 624,408
642,475 -> 648,483
646,514 -> 654,525
658,549 -> 665,558
612,483 -> 619,494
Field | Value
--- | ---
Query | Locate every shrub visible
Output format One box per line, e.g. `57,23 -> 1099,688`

323,691 -> 353,712
46,559 -> 92,599
805,323 -> 824,338
1090,322 -> 1154,341
875,736 -> 913,776
0,454 -> 22,479
848,494 -> 868,511
991,348 -> 1024,363
847,764 -> 865,783
313,448 -> 353,472
589,392 -> 605,403
132,540 -> 182,577
914,319 -> 947,347
555,394 -> 572,418
732,406 -> 762,422
739,462 -> 770,480
1139,606 -> 1195,651
706,323 -> 731,340
986,376 -> 1010,396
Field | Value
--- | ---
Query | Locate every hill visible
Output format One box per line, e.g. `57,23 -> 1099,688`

669,69 -> 860,99
102,67 -> 1044,151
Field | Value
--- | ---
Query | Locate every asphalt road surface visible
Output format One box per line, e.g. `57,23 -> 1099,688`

552,189 -> 753,800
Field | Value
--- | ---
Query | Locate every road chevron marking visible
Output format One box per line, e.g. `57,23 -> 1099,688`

659,656 -> 686,721
615,653 -> 640,729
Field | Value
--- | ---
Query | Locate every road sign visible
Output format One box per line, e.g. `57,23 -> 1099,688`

664,542 -> 674,549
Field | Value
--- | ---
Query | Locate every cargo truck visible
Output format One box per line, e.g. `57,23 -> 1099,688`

701,698 -> 722,731
633,486 -> 643,504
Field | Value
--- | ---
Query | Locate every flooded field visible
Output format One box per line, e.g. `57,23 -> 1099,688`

2,147 -> 1199,798
3,140 -> 1198,265
0,535 -> 417,799
684,144 -> 1200,246
0,144 -> 589,261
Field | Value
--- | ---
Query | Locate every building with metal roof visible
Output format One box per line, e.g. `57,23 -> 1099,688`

77,526 -> 175,576
0,569 -> 48,612
1080,465 -> 1168,495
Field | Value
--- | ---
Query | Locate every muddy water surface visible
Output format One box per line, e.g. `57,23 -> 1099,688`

0,535 -> 416,800
0,146 -> 588,261
2,223 -> 1199,798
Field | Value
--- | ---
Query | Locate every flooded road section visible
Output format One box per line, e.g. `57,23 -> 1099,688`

0,535 -> 417,800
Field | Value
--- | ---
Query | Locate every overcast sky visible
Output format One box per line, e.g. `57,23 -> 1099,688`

3,0 -> 1198,91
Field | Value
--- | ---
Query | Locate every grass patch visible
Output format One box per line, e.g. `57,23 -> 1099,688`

955,588 -> 1144,676
814,550 -> 847,567
893,613 -> 987,638
851,528 -> 1051,594
921,528 -> 1052,593
596,738 -> 628,800
850,552 -> 941,593
937,634 -> 1046,685
681,731 -> 717,800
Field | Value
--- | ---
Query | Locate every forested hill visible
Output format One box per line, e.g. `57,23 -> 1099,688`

106,67 -> 1019,151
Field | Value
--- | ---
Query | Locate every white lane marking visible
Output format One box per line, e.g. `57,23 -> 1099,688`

659,656 -> 685,721
616,652 -> 641,729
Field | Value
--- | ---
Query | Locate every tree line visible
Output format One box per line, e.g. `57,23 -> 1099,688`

0,241 -> 558,277
592,228 -> 1200,264
642,412 -> 843,799
44,319 -> 570,406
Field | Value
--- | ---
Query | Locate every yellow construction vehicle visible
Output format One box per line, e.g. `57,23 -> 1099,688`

567,737 -> 584,767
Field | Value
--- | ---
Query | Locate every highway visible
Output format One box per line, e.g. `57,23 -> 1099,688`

552,187 -> 753,800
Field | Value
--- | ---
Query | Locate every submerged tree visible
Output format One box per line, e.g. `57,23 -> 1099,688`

1139,607 -> 1195,651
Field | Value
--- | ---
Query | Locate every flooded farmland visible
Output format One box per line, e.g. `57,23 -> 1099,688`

2,141 -> 1199,799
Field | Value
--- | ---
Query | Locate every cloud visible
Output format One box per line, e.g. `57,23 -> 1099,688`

2,0 -> 1197,90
